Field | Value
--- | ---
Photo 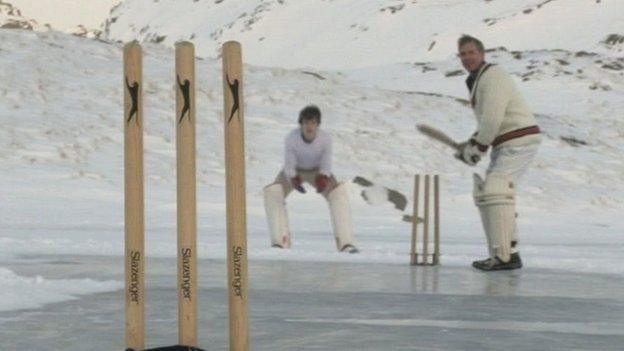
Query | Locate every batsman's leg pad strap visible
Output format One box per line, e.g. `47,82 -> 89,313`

473,172 -> 516,205
511,212 -> 519,254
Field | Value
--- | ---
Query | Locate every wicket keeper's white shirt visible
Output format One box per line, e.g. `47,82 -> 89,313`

283,129 -> 332,179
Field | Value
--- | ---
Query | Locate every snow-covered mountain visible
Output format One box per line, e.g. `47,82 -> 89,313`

0,0 -> 623,312
102,0 -> 623,69
1,0 -> 120,36
0,0 -> 40,30
4,0 -> 622,67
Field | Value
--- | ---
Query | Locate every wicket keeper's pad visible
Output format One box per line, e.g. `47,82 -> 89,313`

263,183 -> 291,248
473,173 -> 515,263
327,183 -> 356,251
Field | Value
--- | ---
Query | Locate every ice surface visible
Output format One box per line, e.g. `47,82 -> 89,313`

0,255 -> 622,350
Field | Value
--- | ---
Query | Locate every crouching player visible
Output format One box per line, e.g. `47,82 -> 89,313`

263,105 -> 358,253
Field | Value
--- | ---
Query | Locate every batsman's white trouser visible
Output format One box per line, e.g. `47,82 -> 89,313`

487,144 -> 540,181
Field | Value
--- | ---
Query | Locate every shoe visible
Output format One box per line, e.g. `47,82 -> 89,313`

271,244 -> 284,249
340,244 -> 359,254
472,257 -> 492,269
473,252 -> 522,271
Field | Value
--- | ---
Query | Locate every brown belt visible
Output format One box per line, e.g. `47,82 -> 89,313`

492,125 -> 540,147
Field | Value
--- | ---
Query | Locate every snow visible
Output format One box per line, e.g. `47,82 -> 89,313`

0,1 -> 623,348
102,0 -> 624,69
5,0 -> 120,32
0,266 -> 121,312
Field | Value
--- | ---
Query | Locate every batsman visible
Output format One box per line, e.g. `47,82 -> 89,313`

455,35 -> 541,271
263,105 -> 358,253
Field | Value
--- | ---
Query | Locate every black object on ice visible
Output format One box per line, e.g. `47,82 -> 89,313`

126,345 -> 206,351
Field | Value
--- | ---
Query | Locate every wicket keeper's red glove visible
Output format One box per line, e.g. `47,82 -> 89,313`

315,174 -> 329,193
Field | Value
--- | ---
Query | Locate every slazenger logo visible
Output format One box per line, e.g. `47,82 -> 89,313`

129,251 -> 141,303
177,75 -> 191,125
226,74 -> 240,123
232,246 -> 243,297
125,77 -> 139,124
181,248 -> 192,300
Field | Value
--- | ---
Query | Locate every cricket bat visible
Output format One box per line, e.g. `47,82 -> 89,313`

416,124 -> 460,150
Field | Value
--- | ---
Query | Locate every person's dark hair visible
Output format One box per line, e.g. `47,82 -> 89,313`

298,105 -> 321,124
458,35 -> 485,53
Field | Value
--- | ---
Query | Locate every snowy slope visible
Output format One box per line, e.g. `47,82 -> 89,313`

7,0 -> 120,30
0,0 -> 40,30
102,0 -> 624,69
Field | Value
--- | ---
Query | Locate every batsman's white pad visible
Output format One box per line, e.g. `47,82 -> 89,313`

327,183 -> 356,251
473,173 -> 516,263
472,174 -> 493,258
263,183 -> 291,248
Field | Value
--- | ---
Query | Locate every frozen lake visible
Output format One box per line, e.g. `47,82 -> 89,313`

1,255 -> 623,350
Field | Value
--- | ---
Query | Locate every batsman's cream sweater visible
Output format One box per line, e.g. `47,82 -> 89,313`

471,65 -> 541,149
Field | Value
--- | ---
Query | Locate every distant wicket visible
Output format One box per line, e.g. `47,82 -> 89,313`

410,174 -> 441,266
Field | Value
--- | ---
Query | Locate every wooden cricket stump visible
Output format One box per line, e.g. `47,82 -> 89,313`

410,174 -> 441,266
124,41 -> 206,351
176,41 -> 198,347
124,41 -> 145,351
222,40 -> 250,351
